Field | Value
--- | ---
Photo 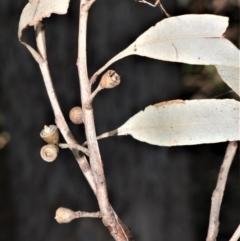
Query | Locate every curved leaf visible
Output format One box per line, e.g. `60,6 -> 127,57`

127,15 -> 238,66
102,15 -> 240,96
117,99 -> 239,146
18,0 -> 70,63
18,0 -> 70,40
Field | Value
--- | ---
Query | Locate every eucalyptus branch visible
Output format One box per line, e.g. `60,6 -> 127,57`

34,21 -> 96,192
206,141 -> 238,241
77,1 -> 133,240
18,2 -> 239,240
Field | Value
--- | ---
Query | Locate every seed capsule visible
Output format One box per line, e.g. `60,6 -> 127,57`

40,144 -> 59,162
40,125 -> 59,144
99,70 -> 120,89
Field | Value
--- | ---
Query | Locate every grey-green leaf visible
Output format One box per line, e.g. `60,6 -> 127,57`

117,99 -> 239,146
18,0 -> 70,63
101,14 -> 240,96
18,0 -> 70,40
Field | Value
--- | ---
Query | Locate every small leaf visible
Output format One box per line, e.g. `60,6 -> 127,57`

117,99 -> 239,146
127,15 -> 237,66
103,15 -> 239,96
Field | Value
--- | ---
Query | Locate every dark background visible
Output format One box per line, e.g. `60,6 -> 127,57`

0,0 -> 239,240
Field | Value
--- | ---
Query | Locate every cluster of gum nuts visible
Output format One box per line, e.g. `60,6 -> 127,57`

39,107 -> 83,162
40,69 -> 120,162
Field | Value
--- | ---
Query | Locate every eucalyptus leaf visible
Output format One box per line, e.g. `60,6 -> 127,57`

18,0 -> 70,40
18,0 -> 70,62
100,15 -> 240,96
117,99 -> 239,146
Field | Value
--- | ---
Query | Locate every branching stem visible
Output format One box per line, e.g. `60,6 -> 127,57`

77,1 -> 133,240
34,22 -> 96,192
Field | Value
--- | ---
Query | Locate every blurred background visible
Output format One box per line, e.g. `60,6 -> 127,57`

0,0 -> 239,240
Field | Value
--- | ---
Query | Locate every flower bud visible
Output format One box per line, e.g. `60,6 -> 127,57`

99,70 -> 120,89
55,207 -> 76,224
69,106 -> 83,124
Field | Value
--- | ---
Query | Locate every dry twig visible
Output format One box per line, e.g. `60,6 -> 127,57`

77,1 -> 133,240
206,141 -> 238,241
137,0 -> 170,17
33,4 -> 133,241
34,22 -> 96,191
58,143 -> 90,156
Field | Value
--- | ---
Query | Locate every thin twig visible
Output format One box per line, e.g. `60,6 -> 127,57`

159,3 -> 171,17
75,210 -> 102,218
137,0 -> 170,17
77,1 -> 133,240
138,0 -> 160,7
90,51 -> 127,85
206,141 -> 238,241
35,22 -> 47,60
83,129 -> 118,146
85,85 -> 103,109
229,224 -> 240,241
35,18 -> 133,241
59,143 -> 90,156
34,22 -> 96,192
